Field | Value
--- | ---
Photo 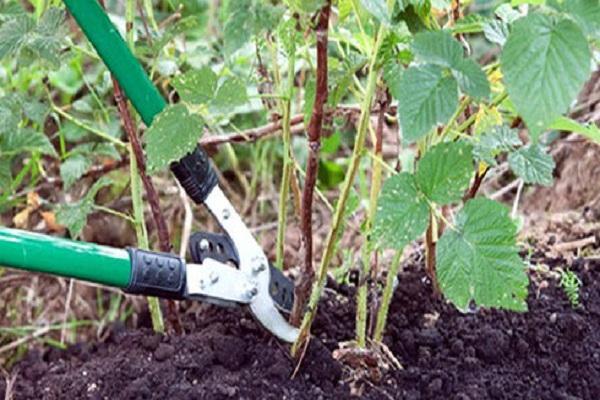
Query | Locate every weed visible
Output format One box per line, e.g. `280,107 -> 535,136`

560,270 -> 582,309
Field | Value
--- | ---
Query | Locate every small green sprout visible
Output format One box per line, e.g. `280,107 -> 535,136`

559,270 -> 581,309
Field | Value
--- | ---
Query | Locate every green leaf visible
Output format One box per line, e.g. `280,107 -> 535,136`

338,0 -> 353,21
398,64 -> 459,142
172,67 -> 218,105
28,7 -> 64,67
473,126 -> 521,166
224,0 -> 283,54
276,18 -> 299,56
360,0 -> 391,25
60,154 -> 91,190
318,160 -> 345,189
0,128 -> 56,157
412,29 -> 463,67
0,15 -> 33,59
412,30 -> 490,99
211,77 -> 248,111
321,131 -> 341,154
145,104 -> 204,173
148,16 -> 199,57
437,198 -> 528,312
23,99 -> 49,124
0,94 -> 22,134
416,141 -> 473,204
501,14 -> 591,140
511,0 -> 544,5
483,19 -> 509,46
549,116 -> 600,144
451,58 -> 490,99
372,173 -> 430,250
73,143 -> 121,161
508,144 -> 555,186
0,158 -> 11,189
559,0 -> 600,37
303,78 -> 316,126
0,7 -> 64,68
286,0 -> 326,14
56,177 -> 112,238
452,13 -> 485,34
383,61 -> 404,101
0,3 -> 26,22
495,4 -> 521,24
223,0 -> 254,54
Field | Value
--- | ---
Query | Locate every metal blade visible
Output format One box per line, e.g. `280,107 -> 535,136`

203,187 -> 299,343
188,231 -> 295,313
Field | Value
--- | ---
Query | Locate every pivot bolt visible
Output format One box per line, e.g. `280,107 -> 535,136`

253,262 -> 267,274
222,208 -> 231,220
199,239 -> 210,251
244,285 -> 258,299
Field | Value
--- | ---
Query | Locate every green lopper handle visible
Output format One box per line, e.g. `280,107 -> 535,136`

0,227 -> 131,287
0,228 -> 187,298
63,0 -> 166,127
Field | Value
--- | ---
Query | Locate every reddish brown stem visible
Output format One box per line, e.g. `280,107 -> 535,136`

290,1 -> 331,327
112,81 -> 171,253
463,168 -> 489,202
200,115 -> 304,147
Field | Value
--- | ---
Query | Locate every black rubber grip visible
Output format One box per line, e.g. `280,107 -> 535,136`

125,248 -> 186,300
189,232 -> 240,266
170,146 -> 218,204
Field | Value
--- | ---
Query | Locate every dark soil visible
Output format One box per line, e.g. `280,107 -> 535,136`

1,255 -> 599,400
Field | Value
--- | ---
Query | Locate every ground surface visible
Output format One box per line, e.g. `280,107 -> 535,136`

1,249 -> 598,399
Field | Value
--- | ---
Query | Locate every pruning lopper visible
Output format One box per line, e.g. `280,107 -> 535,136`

0,0 -> 299,342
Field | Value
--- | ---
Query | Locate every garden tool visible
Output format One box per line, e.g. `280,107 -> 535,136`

0,0 -> 299,343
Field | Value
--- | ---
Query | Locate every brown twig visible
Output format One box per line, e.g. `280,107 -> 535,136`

554,236 -> 597,253
290,1 -> 331,327
199,105 -> 396,149
463,168 -> 489,202
200,115 -> 304,147
136,0 -> 154,45
112,81 -> 171,253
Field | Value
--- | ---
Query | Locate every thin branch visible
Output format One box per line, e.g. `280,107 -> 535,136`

290,1 -> 331,327
200,115 -> 304,147
50,104 -> 126,148
112,79 -> 172,253
198,104 -> 395,149
463,167 -> 489,202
